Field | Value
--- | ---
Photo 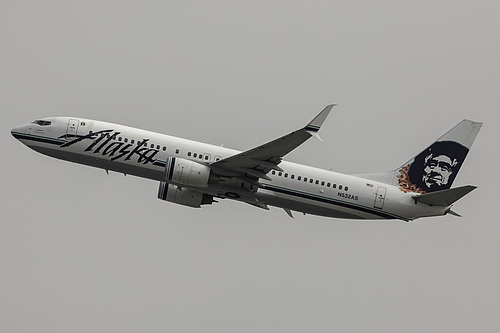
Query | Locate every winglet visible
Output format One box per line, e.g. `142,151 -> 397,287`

304,104 -> 335,132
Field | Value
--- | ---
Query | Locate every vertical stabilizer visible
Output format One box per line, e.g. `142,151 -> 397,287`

395,120 -> 482,193
357,119 -> 482,194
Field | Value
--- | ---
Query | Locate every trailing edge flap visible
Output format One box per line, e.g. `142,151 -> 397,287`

412,185 -> 476,206
210,104 -> 335,178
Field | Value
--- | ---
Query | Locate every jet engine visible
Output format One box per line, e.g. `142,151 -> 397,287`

157,182 -> 214,208
163,157 -> 217,187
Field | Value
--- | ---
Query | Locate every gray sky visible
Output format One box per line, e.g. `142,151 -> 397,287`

2,1 -> 499,332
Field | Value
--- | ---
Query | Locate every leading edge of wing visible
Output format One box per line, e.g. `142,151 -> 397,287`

210,104 -> 335,179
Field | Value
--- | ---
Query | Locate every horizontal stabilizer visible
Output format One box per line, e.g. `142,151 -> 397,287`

412,185 -> 476,206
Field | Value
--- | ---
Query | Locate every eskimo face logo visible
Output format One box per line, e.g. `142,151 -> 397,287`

398,141 -> 469,193
422,153 -> 457,188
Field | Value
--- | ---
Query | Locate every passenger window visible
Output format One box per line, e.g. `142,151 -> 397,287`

315,180 -> 319,185
304,177 -> 307,182
124,138 -> 128,143
327,182 -> 331,187
272,171 -> 276,175
118,137 -> 122,141
131,139 -> 134,144
278,172 -> 282,177
339,185 -> 343,190
205,155 -> 209,160
333,184 -> 336,189
175,149 -> 179,154
291,175 -> 295,179
193,153 -> 197,158
157,145 -> 160,149
163,147 -> 166,151
321,181 -> 325,186
188,152 -> 191,157
297,176 -> 301,181
284,173 -> 288,178
310,179 -> 314,183
199,155 -> 203,159
345,186 -> 348,191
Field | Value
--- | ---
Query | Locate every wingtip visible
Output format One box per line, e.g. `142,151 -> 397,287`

463,119 -> 483,126
323,104 -> 336,113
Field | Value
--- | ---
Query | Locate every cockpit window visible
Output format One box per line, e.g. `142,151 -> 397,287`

32,120 -> 52,126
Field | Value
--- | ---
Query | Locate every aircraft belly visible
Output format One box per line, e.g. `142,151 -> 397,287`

198,184 -> 369,218
274,196 -> 368,219
257,187 -> 387,220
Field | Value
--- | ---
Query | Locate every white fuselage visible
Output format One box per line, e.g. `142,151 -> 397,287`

11,117 -> 449,221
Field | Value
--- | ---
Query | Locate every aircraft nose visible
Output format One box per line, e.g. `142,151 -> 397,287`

11,124 -> 26,138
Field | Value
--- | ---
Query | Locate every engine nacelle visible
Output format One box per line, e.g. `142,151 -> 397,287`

164,157 -> 214,188
158,182 -> 214,208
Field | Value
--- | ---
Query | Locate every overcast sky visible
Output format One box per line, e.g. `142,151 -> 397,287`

1,1 -> 499,332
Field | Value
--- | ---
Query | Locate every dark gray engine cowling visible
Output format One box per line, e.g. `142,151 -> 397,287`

164,157 -> 215,187
158,182 -> 213,208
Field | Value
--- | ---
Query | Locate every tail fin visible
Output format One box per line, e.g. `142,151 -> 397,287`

358,120 -> 482,193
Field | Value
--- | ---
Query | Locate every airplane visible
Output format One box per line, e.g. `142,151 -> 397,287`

11,105 -> 482,221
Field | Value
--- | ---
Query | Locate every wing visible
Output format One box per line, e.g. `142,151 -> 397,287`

210,104 -> 335,183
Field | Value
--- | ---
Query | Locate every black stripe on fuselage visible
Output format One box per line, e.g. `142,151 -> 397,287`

153,160 -> 166,167
262,183 -> 404,220
12,132 -> 66,146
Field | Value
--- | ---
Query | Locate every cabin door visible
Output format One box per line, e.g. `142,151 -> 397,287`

374,187 -> 387,209
66,119 -> 79,137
